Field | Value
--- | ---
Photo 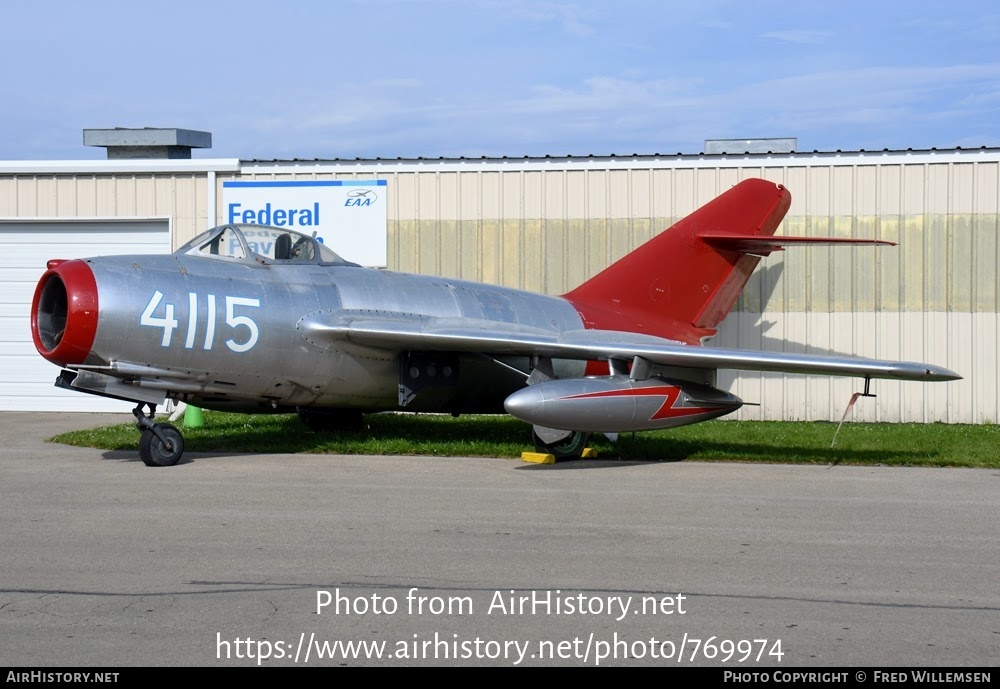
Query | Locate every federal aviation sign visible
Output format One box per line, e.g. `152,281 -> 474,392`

222,179 -> 388,267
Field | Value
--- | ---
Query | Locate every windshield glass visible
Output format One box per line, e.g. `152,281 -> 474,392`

178,226 -> 247,260
242,226 -> 316,261
176,224 -> 353,265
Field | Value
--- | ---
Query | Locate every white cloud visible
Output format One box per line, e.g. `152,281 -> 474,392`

221,60 -> 1000,158
759,29 -> 831,45
372,78 -> 425,89
475,0 -> 596,35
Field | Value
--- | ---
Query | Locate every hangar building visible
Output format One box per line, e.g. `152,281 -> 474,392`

2,130 -> 997,423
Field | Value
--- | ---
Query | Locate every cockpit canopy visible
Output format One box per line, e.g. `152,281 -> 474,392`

176,224 -> 355,265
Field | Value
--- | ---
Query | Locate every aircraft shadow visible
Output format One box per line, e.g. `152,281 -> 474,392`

601,439 -> 934,464
98,435 -> 937,468
716,263 -> 873,359
100,449 -> 257,465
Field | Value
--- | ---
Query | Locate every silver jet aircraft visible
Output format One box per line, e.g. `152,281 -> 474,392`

30,178 -> 960,466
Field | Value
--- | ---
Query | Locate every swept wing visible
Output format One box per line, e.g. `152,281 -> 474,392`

298,313 -> 960,382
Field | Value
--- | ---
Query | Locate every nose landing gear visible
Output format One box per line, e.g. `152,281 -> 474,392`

133,403 -> 185,467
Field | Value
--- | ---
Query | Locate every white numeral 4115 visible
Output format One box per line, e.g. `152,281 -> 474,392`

140,290 -> 261,353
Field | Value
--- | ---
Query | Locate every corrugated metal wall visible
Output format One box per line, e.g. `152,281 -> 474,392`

229,160 -> 998,307
0,173 -> 207,240
3,151 -> 996,422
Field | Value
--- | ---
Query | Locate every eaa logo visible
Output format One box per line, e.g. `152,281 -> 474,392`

345,189 -> 377,207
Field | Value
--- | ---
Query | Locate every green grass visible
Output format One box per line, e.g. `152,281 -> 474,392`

49,412 -> 1000,468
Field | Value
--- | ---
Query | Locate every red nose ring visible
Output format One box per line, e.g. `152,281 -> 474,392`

30,259 -> 99,367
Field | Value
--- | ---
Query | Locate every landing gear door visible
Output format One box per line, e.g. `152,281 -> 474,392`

398,352 -> 460,409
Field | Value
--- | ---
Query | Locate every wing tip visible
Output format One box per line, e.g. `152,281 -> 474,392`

926,366 -> 962,382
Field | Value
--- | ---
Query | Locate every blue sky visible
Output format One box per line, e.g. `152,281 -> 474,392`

3,0 -> 998,160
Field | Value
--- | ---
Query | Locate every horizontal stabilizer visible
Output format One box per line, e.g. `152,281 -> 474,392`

699,232 -> 896,255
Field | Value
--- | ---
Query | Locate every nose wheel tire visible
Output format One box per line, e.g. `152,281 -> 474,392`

138,423 -> 185,467
532,429 -> 590,460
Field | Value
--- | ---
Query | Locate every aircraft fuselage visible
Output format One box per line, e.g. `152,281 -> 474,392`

51,254 -> 586,414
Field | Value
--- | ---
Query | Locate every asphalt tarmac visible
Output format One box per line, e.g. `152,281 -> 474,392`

1,411 -> 997,667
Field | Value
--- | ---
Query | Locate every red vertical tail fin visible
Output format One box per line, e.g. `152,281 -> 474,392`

563,178 -> 792,344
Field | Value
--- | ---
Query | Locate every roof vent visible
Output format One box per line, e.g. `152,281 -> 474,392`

704,138 -> 797,154
83,127 -> 212,159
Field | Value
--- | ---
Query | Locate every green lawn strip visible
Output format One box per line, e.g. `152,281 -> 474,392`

48,413 -> 1000,468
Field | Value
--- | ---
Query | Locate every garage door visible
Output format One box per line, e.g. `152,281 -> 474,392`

0,220 -> 171,411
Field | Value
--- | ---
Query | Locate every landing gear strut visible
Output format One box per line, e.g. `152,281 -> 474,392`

133,403 -> 185,467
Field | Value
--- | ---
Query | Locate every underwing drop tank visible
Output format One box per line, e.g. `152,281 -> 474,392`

504,376 -> 743,433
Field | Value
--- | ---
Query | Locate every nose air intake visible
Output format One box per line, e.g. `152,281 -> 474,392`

31,259 -> 99,367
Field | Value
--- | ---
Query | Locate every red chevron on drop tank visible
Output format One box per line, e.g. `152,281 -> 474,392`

558,384 -> 735,421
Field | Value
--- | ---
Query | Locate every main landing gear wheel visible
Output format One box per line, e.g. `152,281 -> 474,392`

138,424 -> 185,467
133,403 -> 186,467
532,428 -> 590,460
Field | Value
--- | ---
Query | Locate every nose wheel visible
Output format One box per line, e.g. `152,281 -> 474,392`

133,403 -> 185,467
